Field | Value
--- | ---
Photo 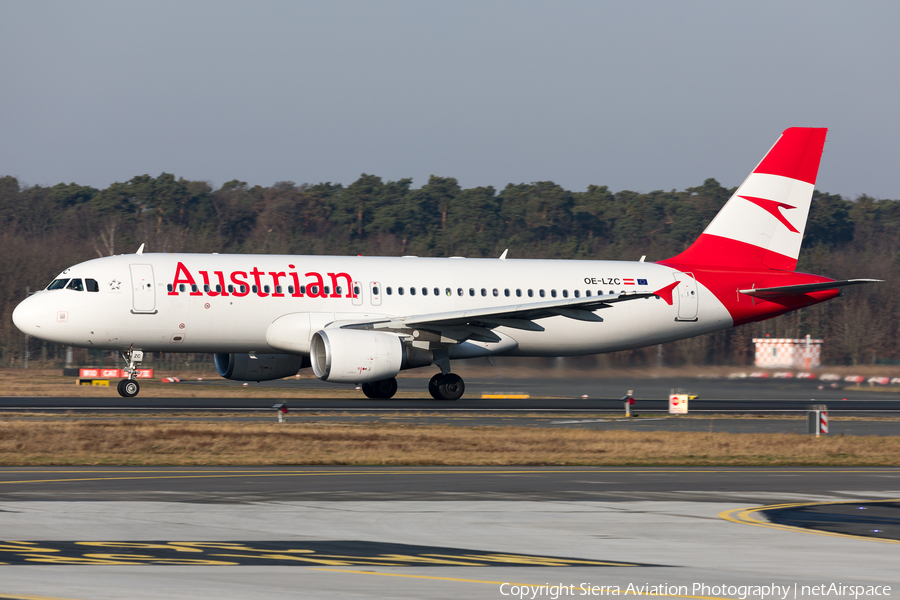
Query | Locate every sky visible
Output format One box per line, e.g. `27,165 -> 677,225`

2,0 -> 899,199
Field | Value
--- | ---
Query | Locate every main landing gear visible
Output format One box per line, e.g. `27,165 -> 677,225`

362,378 -> 398,399
117,348 -> 144,398
428,372 -> 465,401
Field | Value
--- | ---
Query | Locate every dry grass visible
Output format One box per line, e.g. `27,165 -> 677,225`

0,420 -> 898,466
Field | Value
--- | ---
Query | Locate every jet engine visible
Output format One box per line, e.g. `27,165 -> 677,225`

310,329 -> 410,383
214,353 -> 308,381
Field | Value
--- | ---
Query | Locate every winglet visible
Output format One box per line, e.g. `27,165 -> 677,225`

653,281 -> 679,305
136,243 -> 145,255
499,249 -> 508,261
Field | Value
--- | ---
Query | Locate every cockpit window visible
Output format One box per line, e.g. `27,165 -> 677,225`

47,279 -> 70,290
85,278 -> 99,292
66,279 -> 84,291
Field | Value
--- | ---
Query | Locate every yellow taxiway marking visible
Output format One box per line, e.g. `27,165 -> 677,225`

0,594 -> 87,600
311,568 -> 732,599
0,468 -> 896,486
719,498 -> 900,545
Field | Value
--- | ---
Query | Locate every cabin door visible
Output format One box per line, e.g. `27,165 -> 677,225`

130,264 -> 157,314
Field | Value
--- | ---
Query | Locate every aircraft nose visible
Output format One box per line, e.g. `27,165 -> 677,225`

12,295 -> 43,336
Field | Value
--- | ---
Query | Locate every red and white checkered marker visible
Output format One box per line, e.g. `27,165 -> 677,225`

819,411 -> 828,434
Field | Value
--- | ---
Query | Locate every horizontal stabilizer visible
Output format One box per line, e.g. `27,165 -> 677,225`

738,279 -> 881,298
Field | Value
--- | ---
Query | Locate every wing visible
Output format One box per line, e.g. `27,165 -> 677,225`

738,279 -> 881,299
340,282 -> 680,344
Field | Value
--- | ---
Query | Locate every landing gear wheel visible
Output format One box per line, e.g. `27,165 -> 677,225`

361,378 -> 398,399
118,379 -> 140,398
428,373 -> 442,400
435,373 -> 464,401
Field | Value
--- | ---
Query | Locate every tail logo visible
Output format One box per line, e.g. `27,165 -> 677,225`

738,195 -> 799,233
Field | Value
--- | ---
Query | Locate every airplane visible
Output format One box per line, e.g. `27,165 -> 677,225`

11,127 -> 879,400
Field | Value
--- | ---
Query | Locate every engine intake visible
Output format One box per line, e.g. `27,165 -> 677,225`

214,353 -> 307,381
310,329 -> 406,383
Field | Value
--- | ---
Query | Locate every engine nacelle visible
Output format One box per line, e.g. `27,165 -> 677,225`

310,329 -> 405,383
214,353 -> 307,381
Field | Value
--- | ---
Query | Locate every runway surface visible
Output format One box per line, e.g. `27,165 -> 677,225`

0,467 -> 898,599
4,376 -> 900,414
190,374 -> 900,402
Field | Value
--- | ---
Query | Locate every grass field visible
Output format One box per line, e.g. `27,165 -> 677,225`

1,420 -> 898,466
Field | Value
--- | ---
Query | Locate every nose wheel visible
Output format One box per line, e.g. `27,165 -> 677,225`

428,373 -> 464,401
117,347 -> 144,398
117,379 -> 140,398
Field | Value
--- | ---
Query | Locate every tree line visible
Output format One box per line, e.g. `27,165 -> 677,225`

0,172 -> 896,367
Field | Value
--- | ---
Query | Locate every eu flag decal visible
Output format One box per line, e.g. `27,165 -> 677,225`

637,279 -> 648,285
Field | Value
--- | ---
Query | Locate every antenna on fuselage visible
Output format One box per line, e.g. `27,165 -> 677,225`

136,243 -> 145,255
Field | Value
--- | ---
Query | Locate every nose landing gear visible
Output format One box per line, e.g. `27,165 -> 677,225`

117,348 -> 144,398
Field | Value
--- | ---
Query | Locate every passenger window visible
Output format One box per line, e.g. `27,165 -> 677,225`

435,288 -> 440,296
373,286 -> 379,295
481,288 -> 487,297
562,290 -> 568,298
47,279 -> 70,290
469,288 -> 475,296
66,279 -> 84,291
504,289 -> 510,297
609,290 -> 614,295
516,289 -> 522,297
386,287 -> 392,295
586,290 -> 591,296
409,287 -> 416,296
275,285 -> 282,294
85,279 -> 99,292
167,283 -> 173,292
240,285 -> 247,294
528,289 -> 533,297
191,284 -> 198,293
336,286 -> 342,295
309,285 -> 318,295
492,288 -> 499,297
288,285 -> 294,294
457,288 -> 463,296
300,285 -> 306,294
551,289 -> 557,298
539,290 -> 545,298
204,284 -> 210,293
324,286 -> 330,295
216,284 -> 222,293
252,285 -> 258,294
264,285 -> 271,294
573,290 -> 579,298
353,285 -> 360,295
179,284 -> 186,292
228,285 -> 234,293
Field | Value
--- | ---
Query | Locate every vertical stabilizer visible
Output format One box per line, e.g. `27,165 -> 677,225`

663,127 -> 827,271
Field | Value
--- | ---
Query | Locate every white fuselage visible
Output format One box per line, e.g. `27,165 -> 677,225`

15,253 -> 733,358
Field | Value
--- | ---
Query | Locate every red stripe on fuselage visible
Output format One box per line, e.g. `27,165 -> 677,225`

660,256 -> 840,327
